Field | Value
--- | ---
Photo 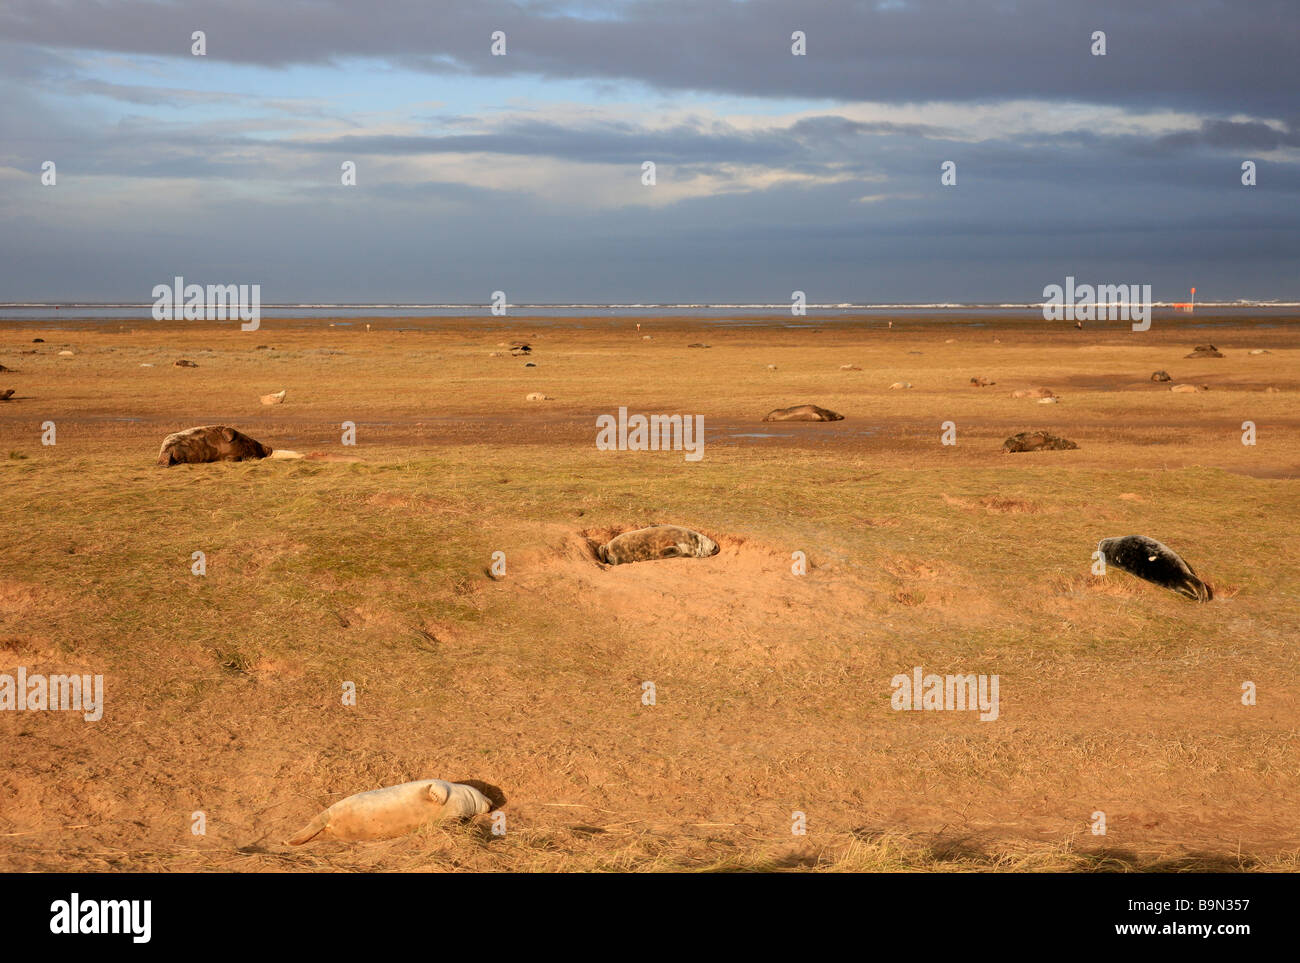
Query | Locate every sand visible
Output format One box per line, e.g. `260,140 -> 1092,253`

0,313 -> 1297,871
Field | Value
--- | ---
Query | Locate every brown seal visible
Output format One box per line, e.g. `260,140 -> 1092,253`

1184,345 -> 1223,358
597,525 -> 720,565
762,404 -> 844,422
1151,370 -> 1172,382
157,425 -> 273,466
1002,431 -> 1078,452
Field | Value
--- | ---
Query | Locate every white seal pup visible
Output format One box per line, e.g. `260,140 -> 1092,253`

286,779 -> 493,844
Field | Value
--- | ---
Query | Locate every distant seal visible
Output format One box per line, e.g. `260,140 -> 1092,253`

598,525 -> 720,565
0,389 -> 14,401
1185,344 -> 1223,358
157,425 -> 272,466
1097,535 -> 1212,602
762,404 -> 844,422
1151,370 -> 1172,382
287,779 -> 493,845
1002,431 -> 1078,452
174,359 -> 199,368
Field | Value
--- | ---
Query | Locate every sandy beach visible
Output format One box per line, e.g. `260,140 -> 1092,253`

1,313 -> 1297,871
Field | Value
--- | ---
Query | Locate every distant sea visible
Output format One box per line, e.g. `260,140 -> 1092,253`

1,303 -> 1297,325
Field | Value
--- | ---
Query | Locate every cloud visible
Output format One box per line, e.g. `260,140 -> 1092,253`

1158,118 -> 1300,152
2,0 -> 1297,113
1,1 -> 1298,300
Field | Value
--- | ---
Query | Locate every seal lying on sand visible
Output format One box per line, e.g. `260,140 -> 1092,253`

1185,344 -> 1224,358
598,525 -> 720,565
1097,535 -> 1212,602
287,779 -> 493,844
1002,431 -> 1078,452
762,404 -> 844,422
157,425 -> 294,465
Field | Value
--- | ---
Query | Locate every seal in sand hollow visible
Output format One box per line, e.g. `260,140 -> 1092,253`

598,525 -> 720,565
287,779 -> 493,844
762,404 -> 844,422
157,425 -> 296,465
1002,431 -> 1078,452
1096,535 -> 1212,602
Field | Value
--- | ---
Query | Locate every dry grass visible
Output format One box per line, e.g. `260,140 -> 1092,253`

0,314 -> 1297,871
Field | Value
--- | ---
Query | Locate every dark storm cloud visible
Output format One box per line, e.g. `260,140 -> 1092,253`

2,2 -> 1297,302
2,0 -> 1296,114
285,115 -> 951,167
1157,118 -> 1300,152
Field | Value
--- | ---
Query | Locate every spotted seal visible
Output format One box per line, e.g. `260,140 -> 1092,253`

597,525 -> 720,565
157,425 -> 272,466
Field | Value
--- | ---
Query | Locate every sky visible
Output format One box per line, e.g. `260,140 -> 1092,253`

1,0 -> 1297,303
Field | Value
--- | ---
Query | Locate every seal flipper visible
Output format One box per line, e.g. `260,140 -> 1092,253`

286,813 -> 329,845
1176,577 -> 1212,603
427,781 -> 451,805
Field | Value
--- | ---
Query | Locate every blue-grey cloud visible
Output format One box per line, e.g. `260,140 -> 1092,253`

2,0 -> 1297,113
